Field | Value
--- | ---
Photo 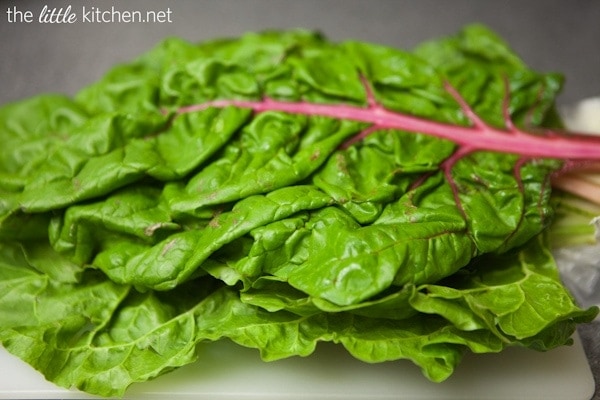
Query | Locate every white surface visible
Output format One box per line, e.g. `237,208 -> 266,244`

0,334 -> 594,400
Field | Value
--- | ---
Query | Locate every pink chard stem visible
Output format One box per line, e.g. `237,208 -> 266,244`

175,77 -> 600,211
177,79 -> 600,163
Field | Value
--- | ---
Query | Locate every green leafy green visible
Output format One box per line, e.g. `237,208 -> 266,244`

0,24 -> 597,397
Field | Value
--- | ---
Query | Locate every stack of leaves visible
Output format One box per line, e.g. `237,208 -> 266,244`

0,24 -> 597,397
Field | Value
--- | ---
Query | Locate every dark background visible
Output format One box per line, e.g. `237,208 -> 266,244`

0,0 -> 599,107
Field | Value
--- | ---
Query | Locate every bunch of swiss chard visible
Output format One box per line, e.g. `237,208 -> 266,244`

0,24 -> 598,397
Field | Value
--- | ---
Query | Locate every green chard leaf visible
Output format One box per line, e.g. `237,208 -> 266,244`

0,24 -> 597,398
164,113 -> 366,218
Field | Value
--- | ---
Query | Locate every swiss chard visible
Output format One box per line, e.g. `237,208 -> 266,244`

0,24 -> 598,397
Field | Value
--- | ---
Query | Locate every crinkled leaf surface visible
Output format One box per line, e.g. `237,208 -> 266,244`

0,24 -> 597,397
0,235 -> 594,397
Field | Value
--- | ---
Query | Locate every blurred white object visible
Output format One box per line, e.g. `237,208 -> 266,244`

556,97 -> 600,319
561,96 -> 600,134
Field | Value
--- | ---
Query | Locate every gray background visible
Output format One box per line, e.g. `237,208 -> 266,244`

0,0 -> 599,106
0,0 -> 599,398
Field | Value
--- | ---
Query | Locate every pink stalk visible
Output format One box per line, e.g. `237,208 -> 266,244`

176,78 -> 600,208
176,82 -> 600,162
553,174 -> 600,204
